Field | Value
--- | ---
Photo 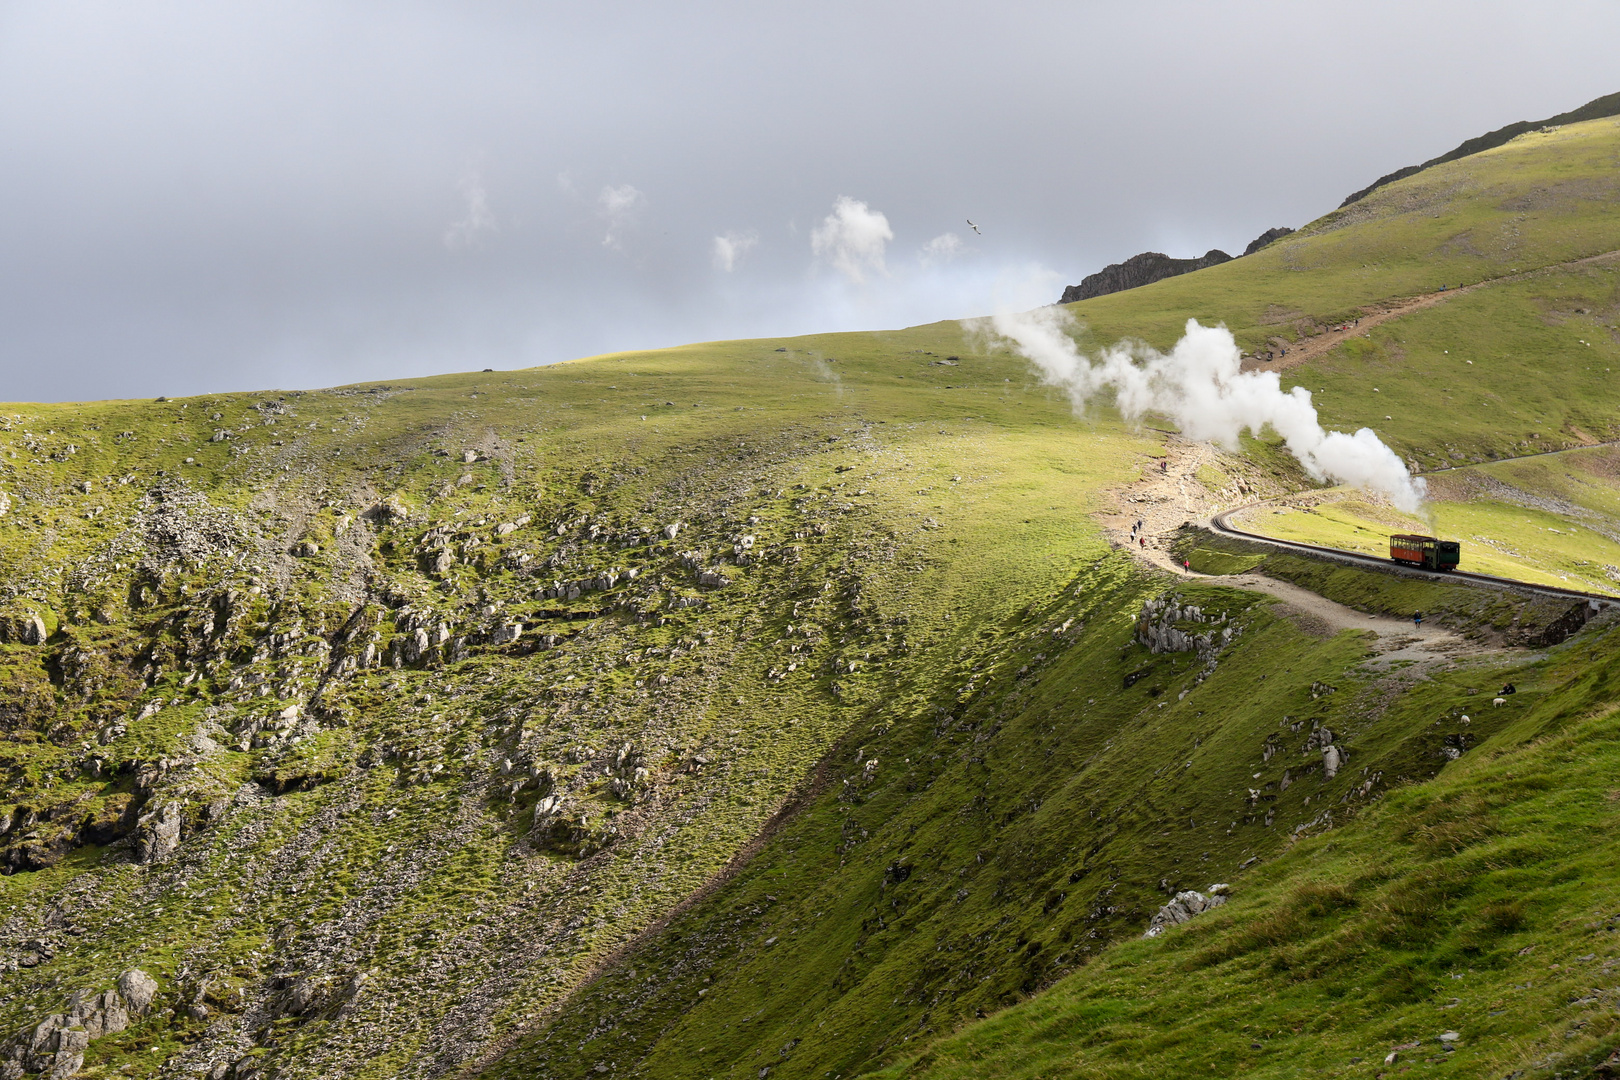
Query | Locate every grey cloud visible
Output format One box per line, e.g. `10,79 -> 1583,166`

597,184 -> 646,250
0,1 -> 1617,401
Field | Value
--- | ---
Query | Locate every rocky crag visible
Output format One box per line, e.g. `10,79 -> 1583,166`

1058,225 -> 1293,304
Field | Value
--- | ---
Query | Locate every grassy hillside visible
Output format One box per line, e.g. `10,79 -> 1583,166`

1,114 -> 1619,1080
1065,118 -> 1620,468
1227,444 -> 1620,593
0,328 -> 1170,1079
869,611 -> 1620,1079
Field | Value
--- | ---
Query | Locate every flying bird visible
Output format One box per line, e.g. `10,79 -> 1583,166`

966,220 -> 981,235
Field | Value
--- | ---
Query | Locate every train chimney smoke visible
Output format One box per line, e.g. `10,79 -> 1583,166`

976,309 -> 1428,514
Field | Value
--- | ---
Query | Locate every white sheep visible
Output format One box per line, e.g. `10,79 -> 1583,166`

1493,697 -> 1506,707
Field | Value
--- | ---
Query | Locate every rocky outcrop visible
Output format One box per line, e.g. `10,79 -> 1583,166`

1059,224 -> 1301,304
0,610 -> 49,646
1143,885 -> 1230,937
1134,595 -> 1237,660
0,969 -> 156,1078
1060,250 -> 1232,304
133,802 -> 182,864
1243,226 -> 1294,255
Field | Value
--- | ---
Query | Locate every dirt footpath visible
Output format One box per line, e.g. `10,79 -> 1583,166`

1239,247 -> 1620,376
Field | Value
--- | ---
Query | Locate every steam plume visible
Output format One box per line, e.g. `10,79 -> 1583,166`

979,308 -> 1427,513
811,196 -> 892,284
712,229 -> 758,272
443,171 -> 496,249
598,183 -> 645,248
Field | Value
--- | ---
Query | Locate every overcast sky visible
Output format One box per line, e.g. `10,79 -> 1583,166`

2,1 -> 1616,402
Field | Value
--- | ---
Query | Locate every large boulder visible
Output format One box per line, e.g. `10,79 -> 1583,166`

1143,885 -> 1231,937
117,969 -> 158,1015
133,804 -> 182,863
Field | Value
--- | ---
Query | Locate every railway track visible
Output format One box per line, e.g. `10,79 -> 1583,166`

1208,503 -> 1620,608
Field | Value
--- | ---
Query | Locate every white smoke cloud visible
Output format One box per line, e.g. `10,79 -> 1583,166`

598,183 -> 645,248
443,171 -> 496,249
712,229 -> 759,272
978,308 -> 1428,513
920,232 -> 963,266
811,196 -> 892,284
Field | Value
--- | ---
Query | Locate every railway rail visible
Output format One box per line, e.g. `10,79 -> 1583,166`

1208,503 -> 1620,608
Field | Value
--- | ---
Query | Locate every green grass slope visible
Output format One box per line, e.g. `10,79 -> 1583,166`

471,118 -> 1620,1078
1224,445 -> 1620,593
872,613 -> 1620,1079
485,568 -> 1593,1080
1,108 -> 1619,1080
1065,116 -> 1620,344
1337,88 -> 1620,207
0,329 -> 1165,1079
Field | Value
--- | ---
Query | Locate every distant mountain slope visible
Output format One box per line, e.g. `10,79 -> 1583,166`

1338,88 -> 1620,207
1058,89 -> 1620,307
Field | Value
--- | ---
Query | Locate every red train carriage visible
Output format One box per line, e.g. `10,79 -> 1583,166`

1390,533 -> 1461,571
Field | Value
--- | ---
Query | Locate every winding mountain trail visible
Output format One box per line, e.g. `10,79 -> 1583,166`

1239,247 -> 1620,375
1130,509 -> 1477,667
1097,436 -> 1616,666
1102,439 -> 1465,662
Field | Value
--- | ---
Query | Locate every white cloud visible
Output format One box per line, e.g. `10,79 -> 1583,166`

443,171 -> 496,249
810,196 -> 892,284
920,232 -> 963,266
712,229 -> 759,272
597,183 -> 646,248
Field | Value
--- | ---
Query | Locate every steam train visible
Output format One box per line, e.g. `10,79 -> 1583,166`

1389,534 -> 1461,571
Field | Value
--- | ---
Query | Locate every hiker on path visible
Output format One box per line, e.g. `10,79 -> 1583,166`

1413,610 -> 1424,629
1182,558 -> 1190,573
